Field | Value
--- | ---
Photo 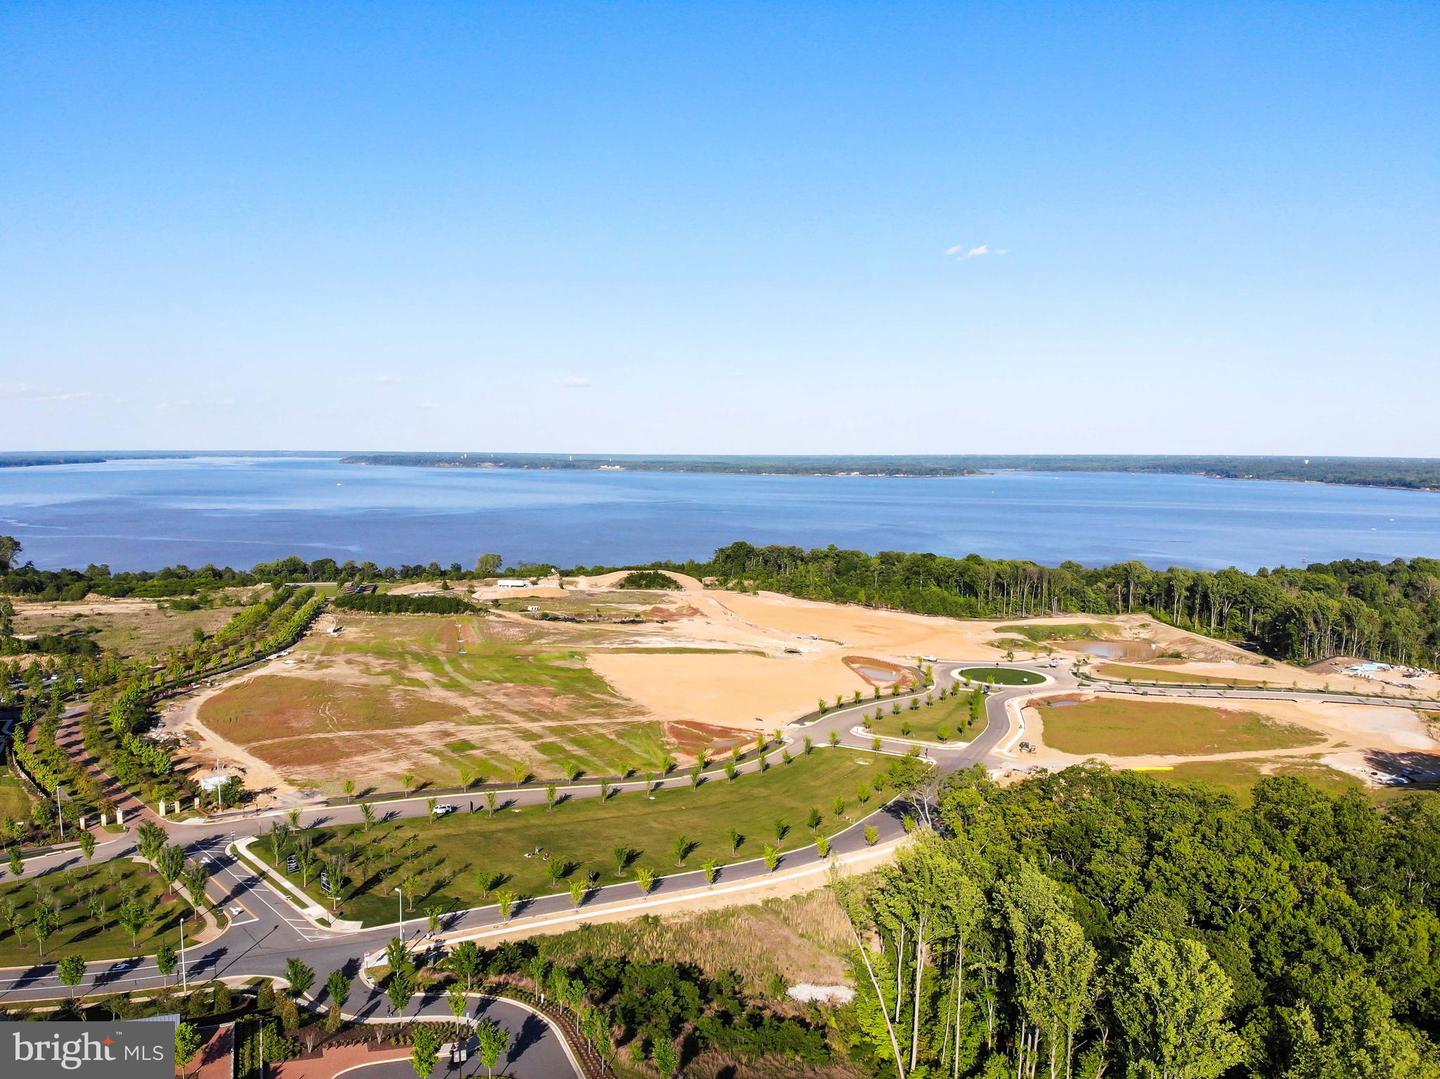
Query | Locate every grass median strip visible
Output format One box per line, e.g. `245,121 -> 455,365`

958,666 -> 1045,686
253,749 -> 895,927
863,688 -> 984,744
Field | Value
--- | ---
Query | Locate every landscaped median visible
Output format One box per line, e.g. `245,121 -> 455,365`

249,748 -> 910,927
956,665 -> 1047,686
229,839 -> 365,931
860,685 -> 986,745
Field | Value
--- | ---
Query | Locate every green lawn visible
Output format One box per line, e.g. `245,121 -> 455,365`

1092,662 -> 1271,687
0,861 -> 193,966
1145,758 -> 1364,804
0,771 -> 32,823
495,591 -> 672,618
864,690 -> 982,744
254,749 -> 893,926
958,666 -> 1045,686
1038,698 -> 1322,756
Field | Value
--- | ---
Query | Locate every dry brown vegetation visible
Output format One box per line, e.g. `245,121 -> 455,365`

13,596 -> 248,658
537,888 -> 854,997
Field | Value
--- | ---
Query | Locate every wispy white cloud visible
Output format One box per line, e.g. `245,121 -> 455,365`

156,397 -> 237,411
0,383 -> 91,402
374,374 -> 401,385
560,375 -> 592,389
946,243 -> 1008,259
36,391 -> 92,402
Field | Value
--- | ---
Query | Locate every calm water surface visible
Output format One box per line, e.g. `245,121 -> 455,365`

3,456 -> 1440,572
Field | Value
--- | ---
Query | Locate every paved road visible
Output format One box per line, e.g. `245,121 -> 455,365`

4,656 -> 1433,1074
0,830 -> 577,1078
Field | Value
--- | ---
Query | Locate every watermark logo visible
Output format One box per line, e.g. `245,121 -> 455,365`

1,1023 -> 175,1079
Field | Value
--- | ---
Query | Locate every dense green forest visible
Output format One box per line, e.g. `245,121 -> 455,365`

710,542 -> 1440,667
0,547 -> 473,600
838,765 -> 1440,1077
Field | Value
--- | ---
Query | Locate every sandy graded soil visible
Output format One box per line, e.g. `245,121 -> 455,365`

590,589 -> 1112,730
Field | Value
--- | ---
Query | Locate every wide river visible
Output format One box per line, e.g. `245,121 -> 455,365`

3,456 -> 1440,572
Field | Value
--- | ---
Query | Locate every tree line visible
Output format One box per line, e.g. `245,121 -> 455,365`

7,533 -> 1438,666
332,592 -> 478,615
709,542 -> 1440,667
0,537 -> 477,601
617,570 -> 682,590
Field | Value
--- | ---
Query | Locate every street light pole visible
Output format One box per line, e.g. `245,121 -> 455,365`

55,784 -> 64,840
394,886 -> 404,943
179,916 -> 188,991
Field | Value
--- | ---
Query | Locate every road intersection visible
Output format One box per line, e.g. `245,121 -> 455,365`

4,657 -> 1434,1075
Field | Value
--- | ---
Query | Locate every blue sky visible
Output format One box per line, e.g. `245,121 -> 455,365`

3,2 -> 1436,454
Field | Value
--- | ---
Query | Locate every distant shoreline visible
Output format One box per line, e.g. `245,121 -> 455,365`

2,450 -> 1438,493
341,452 -> 1440,492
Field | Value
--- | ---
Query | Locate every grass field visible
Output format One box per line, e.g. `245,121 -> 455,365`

865,691 -> 981,744
253,748 -> 891,926
196,613 -> 728,791
0,771 -> 32,823
494,591 -> 676,619
0,861 -> 192,966
1143,758 -> 1365,804
959,666 -> 1045,686
1038,697 -> 1322,756
995,622 -> 1121,644
13,598 -> 249,659
1092,662 -> 1272,686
